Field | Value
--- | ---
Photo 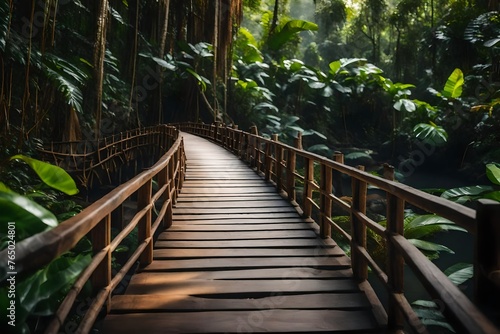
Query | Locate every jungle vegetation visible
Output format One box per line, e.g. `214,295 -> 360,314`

0,0 -> 499,332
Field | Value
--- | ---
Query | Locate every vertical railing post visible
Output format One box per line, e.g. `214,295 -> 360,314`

249,125 -> 258,168
138,179 -> 153,266
333,151 -> 344,197
91,214 -> 111,312
274,135 -> 284,192
303,157 -> 314,218
286,142 -> 298,202
350,165 -> 368,280
475,199 -> 500,307
320,163 -> 333,238
158,161 -> 172,229
265,136 -> 276,181
386,192 -> 405,331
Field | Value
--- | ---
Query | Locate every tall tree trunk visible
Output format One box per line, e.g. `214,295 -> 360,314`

213,0 -> 219,122
270,0 -> 279,36
93,0 -> 109,140
155,0 -> 170,124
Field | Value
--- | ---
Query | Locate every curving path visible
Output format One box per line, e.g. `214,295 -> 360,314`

100,133 -> 384,333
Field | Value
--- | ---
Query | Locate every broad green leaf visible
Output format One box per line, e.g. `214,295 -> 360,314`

441,185 -> 493,200
0,191 -> 58,229
483,190 -> 500,202
185,68 -> 207,91
10,155 -> 78,195
444,263 -> 473,286
486,163 -> 500,185
255,102 -> 278,112
152,56 -> 176,71
268,20 -> 318,50
393,99 -> 416,112
413,122 -> 448,145
409,239 -> 455,254
329,60 -> 341,75
404,215 -> 466,239
442,68 -> 464,99
484,38 -> 500,48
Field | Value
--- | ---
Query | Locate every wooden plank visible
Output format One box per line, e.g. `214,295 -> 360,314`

174,200 -> 292,208
172,207 -> 298,215
124,278 -> 360,295
141,256 -> 351,272
153,247 -> 345,259
127,267 -> 354,281
154,239 -> 335,249
110,292 -> 372,312
101,310 -> 380,333
173,213 -> 301,220
166,223 -> 313,231
171,218 -> 312,225
176,195 -> 285,202
157,230 -> 318,240
179,187 -> 277,194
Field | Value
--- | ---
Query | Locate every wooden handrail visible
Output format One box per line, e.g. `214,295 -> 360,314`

0,125 -> 185,333
178,121 -> 500,334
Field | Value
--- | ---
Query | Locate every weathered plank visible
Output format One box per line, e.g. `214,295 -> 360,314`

101,310 -> 381,333
157,230 -> 318,240
153,247 -> 345,259
154,239 -> 335,249
110,292 -> 372,312
166,223 -> 313,231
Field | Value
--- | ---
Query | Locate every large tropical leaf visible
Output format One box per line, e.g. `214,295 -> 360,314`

413,122 -> 448,145
0,190 -> 58,250
444,263 -> 473,286
486,163 -> 500,185
441,185 -> 494,203
442,68 -> 464,99
10,155 -> 79,195
404,214 -> 466,240
267,20 -> 318,50
408,239 -> 455,254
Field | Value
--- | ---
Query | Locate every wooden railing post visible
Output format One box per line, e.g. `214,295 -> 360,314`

90,214 -> 111,312
274,135 -> 284,192
333,151 -> 344,197
138,179 -> 153,267
320,163 -> 333,238
350,165 -> 368,280
386,192 -> 406,331
287,146 -> 297,202
249,125 -> 258,168
475,199 -> 500,308
303,157 -> 314,218
265,135 -> 276,181
158,163 -> 172,229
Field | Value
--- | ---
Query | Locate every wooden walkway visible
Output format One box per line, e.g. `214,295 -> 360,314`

101,133 -> 384,333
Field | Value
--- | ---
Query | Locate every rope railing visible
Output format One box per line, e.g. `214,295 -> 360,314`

0,125 -> 185,333
179,121 -> 500,334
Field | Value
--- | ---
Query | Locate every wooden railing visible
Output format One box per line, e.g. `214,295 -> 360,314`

0,125 -> 185,333
38,125 -> 178,188
179,121 -> 500,334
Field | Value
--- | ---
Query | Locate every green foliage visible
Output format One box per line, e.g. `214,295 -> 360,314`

442,68 -> 464,99
440,164 -> 500,203
0,253 -> 91,334
403,213 -> 466,260
413,122 -> 448,145
412,263 -> 473,333
10,155 -> 79,195
267,19 -> 319,50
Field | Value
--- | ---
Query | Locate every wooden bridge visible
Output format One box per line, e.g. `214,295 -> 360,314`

1,123 -> 499,333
